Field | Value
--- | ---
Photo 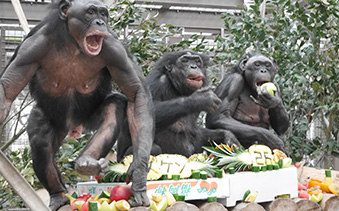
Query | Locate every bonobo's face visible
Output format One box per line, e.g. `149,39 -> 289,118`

174,53 -> 205,92
243,55 -> 277,91
65,0 -> 109,56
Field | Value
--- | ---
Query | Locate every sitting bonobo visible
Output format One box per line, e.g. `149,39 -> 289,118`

0,0 -> 154,210
206,52 -> 289,150
117,50 -> 238,161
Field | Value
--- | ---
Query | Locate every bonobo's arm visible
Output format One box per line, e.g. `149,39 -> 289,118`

268,85 -> 289,135
0,32 -> 46,123
206,73 -> 285,150
154,87 -> 221,131
252,84 -> 289,135
104,36 -> 154,207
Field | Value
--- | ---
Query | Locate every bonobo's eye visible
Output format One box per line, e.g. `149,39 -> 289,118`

182,58 -> 188,63
100,9 -> 108,17
265,62 -> 272,67
254,61 -> 260,67
87,8 -> 95,15
195,59 -> 201,66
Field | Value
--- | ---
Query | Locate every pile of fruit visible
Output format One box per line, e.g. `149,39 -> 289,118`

298,169 -> 339,203
63,184 -> 177,211
100,142 -> 293,184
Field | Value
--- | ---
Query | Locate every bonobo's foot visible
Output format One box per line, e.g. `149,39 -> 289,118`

68,125 -> 83,139
126,161 -> 150,207
49,192 -> 69,211
75,155 -> 108,176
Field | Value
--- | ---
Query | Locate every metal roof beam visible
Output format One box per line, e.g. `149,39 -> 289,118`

135,0 -> 244,9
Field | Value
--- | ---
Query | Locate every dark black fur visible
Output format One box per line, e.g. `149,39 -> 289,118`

206,52 -> 289,150
117,50 -> 237,160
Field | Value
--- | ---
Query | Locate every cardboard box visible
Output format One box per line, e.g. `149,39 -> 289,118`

78,177 -> 230,201
77,167 -> 298,207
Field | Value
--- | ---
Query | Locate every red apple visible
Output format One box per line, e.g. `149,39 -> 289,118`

294,162 -> 301,168
298,190 -> 309,199
81,200 -> 89,211
110,184 -> 134,202
298,182 -> 303,191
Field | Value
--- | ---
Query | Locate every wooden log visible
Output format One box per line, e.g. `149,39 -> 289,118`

230,202 -> 265,211
130,207 -> 151,211
166,201 -> 200,211
58,205 -> 71,211
199,202 -> 228,211
261,198 -> 298,211
319,192 -> 339,211
292,198 -> 321,211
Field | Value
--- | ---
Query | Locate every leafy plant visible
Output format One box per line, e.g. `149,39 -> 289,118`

215,0 -> 339,168
0,135 -> 91,208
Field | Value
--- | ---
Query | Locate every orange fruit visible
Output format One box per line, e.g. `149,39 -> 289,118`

272,149 -> 287,159
329,184 -> 339,195
320,183 -> 331,193
309,179 -> 322,188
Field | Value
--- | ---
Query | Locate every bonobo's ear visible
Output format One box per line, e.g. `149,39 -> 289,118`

59,0 -> 72,20
239,54 -> 250,73
165,63 -> 173,72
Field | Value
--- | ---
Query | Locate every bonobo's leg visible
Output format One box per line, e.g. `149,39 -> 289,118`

214,117 -> 284,150
76,93 -> 127,175
117,124 -> 161,162
200,127 -> 240,147
27,106 -> 68,211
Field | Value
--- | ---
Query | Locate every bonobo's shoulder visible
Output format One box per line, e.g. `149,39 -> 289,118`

221,72 -> 245,85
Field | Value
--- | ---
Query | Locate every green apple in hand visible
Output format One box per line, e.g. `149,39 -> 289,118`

261,82 -> 277,96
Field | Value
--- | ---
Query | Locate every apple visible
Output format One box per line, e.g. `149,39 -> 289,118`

149,197 -> 168,211
261,82 -> 277,96
110,185 -> 133,202
294,162 -> 301,168
298,190 -> 309,199
309,192 -> 323,203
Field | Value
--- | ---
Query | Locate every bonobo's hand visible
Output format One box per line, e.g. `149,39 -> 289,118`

251,86 -> 282,109
75,155 -> 109,176
189,87 -> 222,112
221,130 -> 241,147
126,161 -> 150,207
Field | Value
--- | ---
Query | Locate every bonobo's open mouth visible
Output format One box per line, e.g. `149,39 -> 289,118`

84,31 -> 107,56
187,74 -> 204,89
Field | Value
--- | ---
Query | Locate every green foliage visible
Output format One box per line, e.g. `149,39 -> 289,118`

217,0 -> 339,167
0,135 -> 90,208
108,0 -> 211,75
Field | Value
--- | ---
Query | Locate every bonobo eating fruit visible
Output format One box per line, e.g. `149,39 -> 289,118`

206,52 -> 289,150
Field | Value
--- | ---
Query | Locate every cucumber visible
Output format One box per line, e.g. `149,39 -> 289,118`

177,195 -> 185,201
243,190 -> 251,201
172,174 -> 180,180
208,196 -> 217,202
278,158 -> 283,168
252,166 -> 260,172
200,171 -> 208,180
161,174 -> 168,180
215,169 -> 223,178
191,171 -> 200,179
99,191 -> 110,199
228,167 -> 235,174
88,201 -> 98,211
